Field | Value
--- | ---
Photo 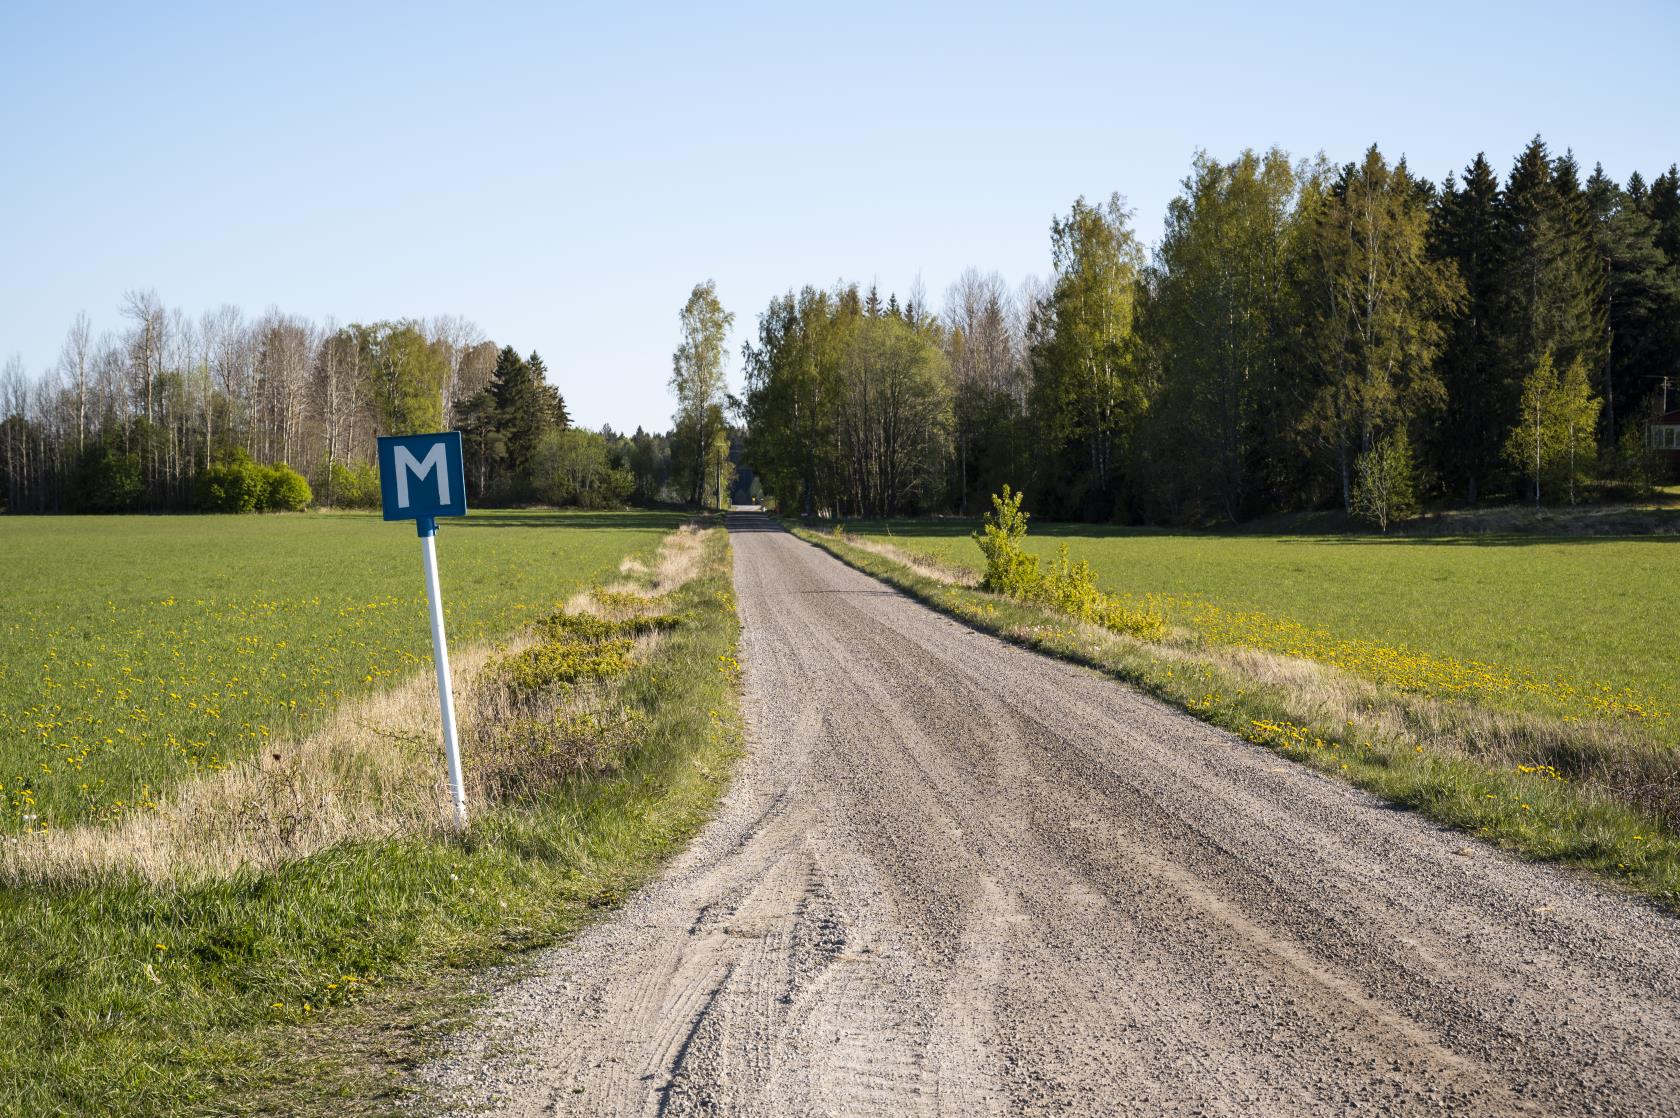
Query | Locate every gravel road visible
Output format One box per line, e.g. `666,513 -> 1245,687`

421,512 -> 1680,1116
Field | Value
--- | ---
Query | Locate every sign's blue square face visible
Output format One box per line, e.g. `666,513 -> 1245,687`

378,432 -> 468,521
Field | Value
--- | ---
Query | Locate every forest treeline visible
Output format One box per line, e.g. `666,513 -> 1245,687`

744,138 -> 1680,523
0,303 -> 677,512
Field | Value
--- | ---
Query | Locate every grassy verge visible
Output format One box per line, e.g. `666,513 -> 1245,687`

0,524 -> 744,1117
793,524 -> 1679,911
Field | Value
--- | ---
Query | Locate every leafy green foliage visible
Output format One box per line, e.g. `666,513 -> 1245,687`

1142,150 -> 1300,522
533,427 -> 635,509
740,138 -> 1680,523
1030,194 -> 1148,519
1350,431 -> 1419,532
971,488 -> 1166,639
262,463 -> 312,512
973,485 -> 1040,594
195,451 -> 311,512
320,461 -> 380,508
358,321 -> 450,436
1298,148 -> 1465,510
195,450 -> 267,512
71,435 -> 145,512
1504,351 -> 1603,504
671,281 -> 735,506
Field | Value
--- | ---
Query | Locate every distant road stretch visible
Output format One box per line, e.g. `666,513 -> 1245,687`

424,510 -> 1680,1117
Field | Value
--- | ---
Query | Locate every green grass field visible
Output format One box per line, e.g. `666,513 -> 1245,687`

0,513 -> 744,1116
0,510 -> 683,830
846,519 -> 1678,738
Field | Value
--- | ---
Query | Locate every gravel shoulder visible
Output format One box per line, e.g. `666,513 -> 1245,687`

420,512 -> 1680,1117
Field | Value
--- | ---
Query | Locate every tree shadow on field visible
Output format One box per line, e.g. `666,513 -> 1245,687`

453,511 -> 689,532
1274,533 -> 1680,549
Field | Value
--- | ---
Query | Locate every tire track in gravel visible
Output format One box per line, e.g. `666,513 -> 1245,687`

420,511 -> 1680,1117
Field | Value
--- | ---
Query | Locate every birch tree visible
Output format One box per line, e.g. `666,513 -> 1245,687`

670,280 -> 734,505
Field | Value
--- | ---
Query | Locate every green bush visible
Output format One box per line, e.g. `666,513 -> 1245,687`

1605,424 -> 1662,496
1033,542 -> 1100,616
196,451 -> 265,513
72,438 -> 145,512
196,452 -> 312,513
972,485 -> 1041,595
262,464 -> 312,511
321,461 -> 380,508
973,486 -> 1167,641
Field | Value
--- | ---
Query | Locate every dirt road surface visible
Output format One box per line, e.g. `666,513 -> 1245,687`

422,512 -> 1680,1116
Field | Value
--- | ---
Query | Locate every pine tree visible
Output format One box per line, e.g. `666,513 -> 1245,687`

457,388 -> 504,500
1641,167 -> 1680,413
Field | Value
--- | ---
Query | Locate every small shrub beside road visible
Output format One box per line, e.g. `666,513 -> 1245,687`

973,487 -> 1166,641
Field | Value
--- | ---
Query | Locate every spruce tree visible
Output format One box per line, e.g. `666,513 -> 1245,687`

527,352 -> 570,430
1648,166 -> 1680,262
487,346 -> 547,495
1495,138 -> 1606,492
1637,168 -> 1680,438
1586,166 -> 1679,441
1431,155 -> 1505,501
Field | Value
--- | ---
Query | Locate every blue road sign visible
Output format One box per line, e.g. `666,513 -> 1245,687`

376,430 -> 471,825
378,432 -> 467,534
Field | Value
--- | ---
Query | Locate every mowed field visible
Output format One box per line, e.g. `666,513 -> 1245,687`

846,520 -> 1678,741
1,509 -> 682,831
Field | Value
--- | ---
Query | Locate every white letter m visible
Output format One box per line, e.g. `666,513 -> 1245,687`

394,443 -> 449,508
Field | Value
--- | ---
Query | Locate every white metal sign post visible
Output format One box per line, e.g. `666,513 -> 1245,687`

378,432 -> 470,828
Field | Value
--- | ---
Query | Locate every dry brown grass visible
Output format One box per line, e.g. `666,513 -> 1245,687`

0,642 -> 510,885
568,522 -> 707,614
1003,611 -> 1680,829
2,524 -> 714,887
835,532 -> 980,587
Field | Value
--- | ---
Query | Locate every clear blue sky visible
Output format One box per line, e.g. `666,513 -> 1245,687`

3,1 -> 1676,431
